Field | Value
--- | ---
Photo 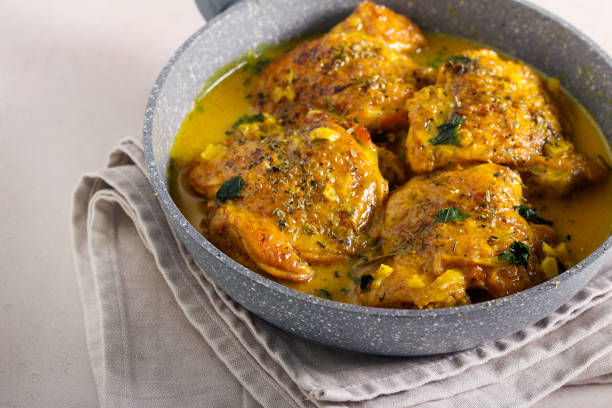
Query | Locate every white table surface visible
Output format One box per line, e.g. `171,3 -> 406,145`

1,1 -> 611,407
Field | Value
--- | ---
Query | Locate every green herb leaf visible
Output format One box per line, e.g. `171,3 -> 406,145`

434,206 -> 470,223
445,55 -> 471,64
498,241 -> 531,267
216,175 -> 247,202
232,113 -> 265,129
317,288 -> 332,300
348,270 -> 360,284
430,116 -> 465,146
249,58 -> 272,75
360,274 -> 374,290
514,205 -> 553,226
427,54 -> 445,69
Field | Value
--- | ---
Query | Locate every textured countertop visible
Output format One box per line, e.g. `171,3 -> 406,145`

1,0 -> 611,406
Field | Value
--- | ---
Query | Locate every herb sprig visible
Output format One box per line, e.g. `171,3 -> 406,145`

445,55 -> 471,65
232,113 -> 265,129
317,288 -> 332,300
434,206 -> 470,224
514,205 -> 553,226
430,116 -> 465,146
216,175 -> 247,202
348,270 -> 360,284
249,58 -> 272,75
498,241 -> 531,267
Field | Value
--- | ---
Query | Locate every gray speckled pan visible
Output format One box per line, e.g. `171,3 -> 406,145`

143,0 -> 612,355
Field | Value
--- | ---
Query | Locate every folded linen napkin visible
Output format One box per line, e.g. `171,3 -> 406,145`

71,138 -> 612,408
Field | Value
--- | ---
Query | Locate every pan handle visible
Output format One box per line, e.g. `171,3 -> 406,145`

194,0 -> 240,21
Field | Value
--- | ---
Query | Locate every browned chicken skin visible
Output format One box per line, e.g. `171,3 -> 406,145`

356,164 -> 557,308
330,1 -> 427,53
189,111 -> 388,282
256,1 -> 428,132
405,49 -> 608,197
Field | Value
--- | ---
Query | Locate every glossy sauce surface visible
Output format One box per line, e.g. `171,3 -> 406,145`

169,33 -> 612,304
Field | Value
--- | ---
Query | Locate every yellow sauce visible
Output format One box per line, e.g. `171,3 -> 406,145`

169,32 -> 612,303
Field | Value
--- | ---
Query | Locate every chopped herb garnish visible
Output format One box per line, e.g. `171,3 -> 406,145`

341,288 -> 350,294
430,116 -> 465,146
427,54 -> 445,69
249,58 -> 272,75
514,205 -> 553,226
348,270 -> 360,284
378,292 -> 386,302
434,206 -> 470,223
317,288 -> 332,300
445,55 -> 471,64
360,274 -> 374,290
232,113 -> 265,128
216,175 -> 247,202
498,241 -> 530,267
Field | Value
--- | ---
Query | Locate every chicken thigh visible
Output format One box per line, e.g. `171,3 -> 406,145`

255,1 -> 428,132
356,163 -> 560,308
188,111 -> 388,282
404,49 -> 607,197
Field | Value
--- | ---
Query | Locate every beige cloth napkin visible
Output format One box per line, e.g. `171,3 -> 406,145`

72,138 -> 612,408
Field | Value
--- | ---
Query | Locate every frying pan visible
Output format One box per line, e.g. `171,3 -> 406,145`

143,0 -> 612,355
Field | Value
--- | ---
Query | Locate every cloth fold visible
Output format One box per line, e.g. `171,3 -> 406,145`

71,138 -> 612,408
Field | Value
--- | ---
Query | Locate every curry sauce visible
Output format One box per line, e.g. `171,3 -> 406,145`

169,31 -> 612,306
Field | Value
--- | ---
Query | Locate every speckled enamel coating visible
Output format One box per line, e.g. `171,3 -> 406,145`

143,0 -> 612,355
